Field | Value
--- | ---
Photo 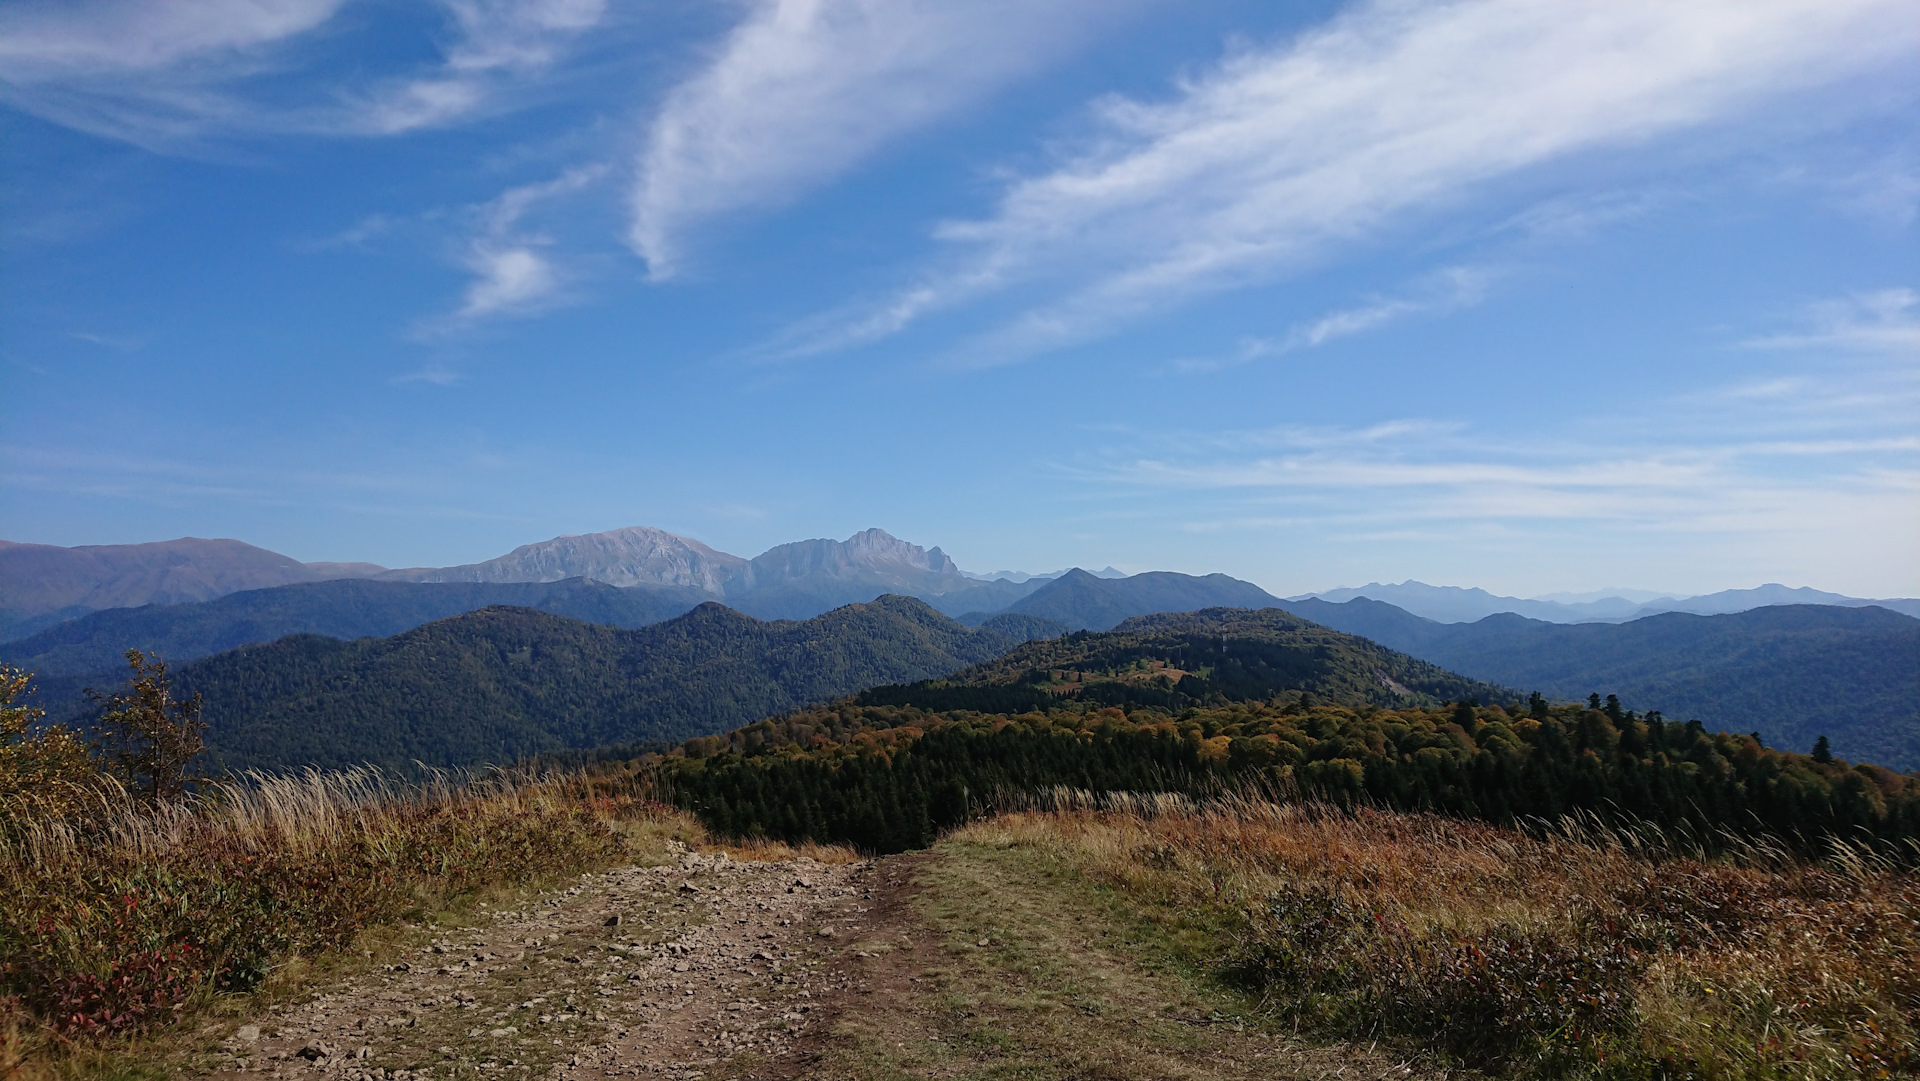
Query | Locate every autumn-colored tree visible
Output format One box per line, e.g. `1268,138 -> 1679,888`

0,665 -> 99,821
90,650 -> 206,804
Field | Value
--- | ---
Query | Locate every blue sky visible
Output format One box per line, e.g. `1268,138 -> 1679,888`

2,0 -> 1916,598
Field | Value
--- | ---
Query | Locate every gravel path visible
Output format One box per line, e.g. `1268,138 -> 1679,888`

200,844 -> 873,1081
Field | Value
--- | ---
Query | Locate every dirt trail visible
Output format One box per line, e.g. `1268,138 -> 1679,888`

201,843 -> 877,1081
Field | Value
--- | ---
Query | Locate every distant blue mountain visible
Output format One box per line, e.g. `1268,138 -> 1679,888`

969,568 -> 1281,632
1293,580 -> 1920,624
1282,596 -> 1920,770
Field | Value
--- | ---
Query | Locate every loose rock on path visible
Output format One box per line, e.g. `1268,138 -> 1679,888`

200,843 -> 873,1081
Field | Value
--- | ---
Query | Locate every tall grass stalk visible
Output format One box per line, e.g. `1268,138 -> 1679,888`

953,792 -> 1918,1078
1,766 -> 684,1045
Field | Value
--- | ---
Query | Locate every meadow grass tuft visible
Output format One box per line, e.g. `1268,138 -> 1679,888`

952,791 -> 1919,1079
0,766 -> 696,1073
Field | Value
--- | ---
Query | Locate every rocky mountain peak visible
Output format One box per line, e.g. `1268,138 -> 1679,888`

384,526 -> 747,594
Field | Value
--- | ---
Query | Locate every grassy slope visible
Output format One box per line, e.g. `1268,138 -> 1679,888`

871,801 -> 1916,1080
804,843 -> 1424,1081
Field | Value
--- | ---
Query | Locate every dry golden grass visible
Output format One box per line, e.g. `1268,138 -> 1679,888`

0,767 -> 703,1080
951,791 -> 1918,1079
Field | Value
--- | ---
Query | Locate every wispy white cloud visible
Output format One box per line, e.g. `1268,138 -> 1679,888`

630,0 -> 1138,279
422,165 -> 608,331
1173,266 -> 1491,373
340,0 -> 607,136
1062,336 -> 1918,590
1742,288 -> 1920,354
394,366 -> 462,387
295,213 -> 399,253
0,0 -> 346,80
787,0 -> 1913,363
0,0 -> 606,146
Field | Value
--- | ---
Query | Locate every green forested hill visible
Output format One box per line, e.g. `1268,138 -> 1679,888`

1281,599 -> 1920,769
968,569 -> 1282,631
915,606 -> 1512,711
0,576 -> 710,678
166,596 -> 1052,772
626,606 -> 1918,854
642,689 -> 1920,856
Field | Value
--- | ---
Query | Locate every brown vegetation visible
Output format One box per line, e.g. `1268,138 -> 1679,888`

950,792 -> 1919,1078
0,765 -> 689,1076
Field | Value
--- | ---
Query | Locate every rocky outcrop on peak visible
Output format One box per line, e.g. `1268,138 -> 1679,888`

722,530 -> 987,622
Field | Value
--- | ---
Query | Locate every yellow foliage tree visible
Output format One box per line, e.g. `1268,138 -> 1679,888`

0,665 -> 100,822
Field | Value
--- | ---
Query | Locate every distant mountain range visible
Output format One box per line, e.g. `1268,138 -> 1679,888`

0,538 -> 385,641
961,566 -> 1127,583
0,527 -> 1049,637
7,527 -> 1915,773
0,528 -> 1290,707
1283,597 -> 1920,770
1296,580 -> 1920,624
0,578 -> 710,679
1,565 -> 1278,685
10,529 -> 1912,640
66,597 -> 1495,775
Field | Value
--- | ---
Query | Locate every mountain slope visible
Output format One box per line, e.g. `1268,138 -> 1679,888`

981,569 -> 1282,631
0,577 -> 711,678
380,526 -> 745,593
169,596 -> 1045,772
1284,598 -> 1920,769
1636,585 -> 1920,621
722,528 -> 1003,620
945,606 -> 1511,709
0,537 -> 386,636
1297,579 -> 1920,624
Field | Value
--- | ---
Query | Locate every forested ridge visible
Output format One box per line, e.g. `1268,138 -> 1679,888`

0,575 -> 711,678
649,694 -> 1920,855
155,596 -> 1056,772
952,607 -> 1512,707
634,608 -> 1917,854
1284,598 -> 1920,769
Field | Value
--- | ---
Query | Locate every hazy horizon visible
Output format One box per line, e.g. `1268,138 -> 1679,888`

3,525 -> 1910,606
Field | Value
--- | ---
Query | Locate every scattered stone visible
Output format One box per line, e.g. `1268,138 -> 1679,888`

236,1024 -> 262,1043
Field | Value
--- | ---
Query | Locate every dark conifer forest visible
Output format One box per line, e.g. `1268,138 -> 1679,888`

637,611 -> 1919,854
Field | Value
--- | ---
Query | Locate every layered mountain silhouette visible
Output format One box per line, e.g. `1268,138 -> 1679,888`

0,538 -> 383,640
0,527 -> 1054,639
966,569 -> 1283,631
162,596 -> 1063,773
1284,597 -> 1920,770
0,577 -> 711,679
1297,579 -> 1920,624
